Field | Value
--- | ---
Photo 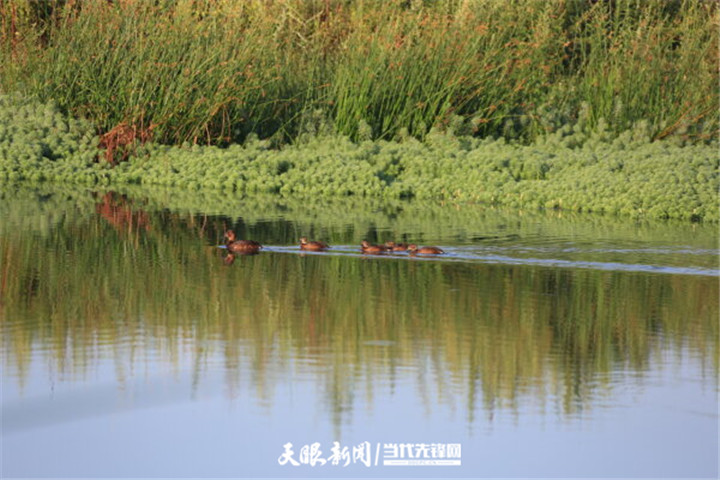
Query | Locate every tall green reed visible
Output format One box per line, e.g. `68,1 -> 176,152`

565,0 -> 718,140
2,0 -> 316,144
0,0 -> 716,145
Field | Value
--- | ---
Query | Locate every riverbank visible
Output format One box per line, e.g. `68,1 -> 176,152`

1,95 -> 717,222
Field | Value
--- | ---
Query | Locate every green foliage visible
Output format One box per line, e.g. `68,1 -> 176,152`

1,95 -> 717,222
0,93 -> 106,183
565,0 -> 718,141
0,0 -> 717,144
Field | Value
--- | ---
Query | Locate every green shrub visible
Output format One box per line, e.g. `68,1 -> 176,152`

2,95 -> 717,222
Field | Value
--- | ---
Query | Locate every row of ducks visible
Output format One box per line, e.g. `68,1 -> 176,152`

224,230 -> 444,255
360,240 -> 444,255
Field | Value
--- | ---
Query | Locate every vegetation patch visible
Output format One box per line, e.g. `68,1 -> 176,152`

1,1 -> 716,222
0,95 -> 717,222
1,0 -> 716,146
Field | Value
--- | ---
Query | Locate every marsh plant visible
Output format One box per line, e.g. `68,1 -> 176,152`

1,0 -> 716,145
1,95 -> 718,221
0,1 -> 718,222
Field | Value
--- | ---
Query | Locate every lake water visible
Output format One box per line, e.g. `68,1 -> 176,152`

1,185 -> 718,479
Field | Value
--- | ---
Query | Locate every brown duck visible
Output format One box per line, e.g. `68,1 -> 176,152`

224,230 -> 262,254
385,241 -> 409,252
408,244 -> 444,255
361,240 -> 387,254
300,237 -> 330,251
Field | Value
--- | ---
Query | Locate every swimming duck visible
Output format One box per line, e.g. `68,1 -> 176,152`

361,240 -> 387,254
408,244 -> 444,255
224,230 -> 262,254
300,237 -> 330,251
385,241 -> 409,252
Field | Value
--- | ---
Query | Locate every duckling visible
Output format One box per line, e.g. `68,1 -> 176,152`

361,240 -> 387,254
385,241 -> 409,252
300,237 -> 330,251
224,230 -> 262,254
407,244 -> 444,255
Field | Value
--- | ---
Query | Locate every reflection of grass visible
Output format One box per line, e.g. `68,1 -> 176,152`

1,191 -> 717,422
2,183 -> 717,252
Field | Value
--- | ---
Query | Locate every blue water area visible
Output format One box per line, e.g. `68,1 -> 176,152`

1,189 -> 718,478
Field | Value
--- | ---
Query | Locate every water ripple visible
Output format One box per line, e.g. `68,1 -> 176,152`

258,246 -> 720,277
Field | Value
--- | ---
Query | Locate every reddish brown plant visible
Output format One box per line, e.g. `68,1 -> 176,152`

98,122 -> 154,165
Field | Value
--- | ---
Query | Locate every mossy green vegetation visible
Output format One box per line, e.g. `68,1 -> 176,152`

0,94 -> 110,183
0,95 -> 717,222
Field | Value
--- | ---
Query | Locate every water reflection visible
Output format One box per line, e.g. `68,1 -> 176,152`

1,186 -> 718,477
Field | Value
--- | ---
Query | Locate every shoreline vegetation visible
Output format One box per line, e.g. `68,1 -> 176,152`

0,0 -> 718,221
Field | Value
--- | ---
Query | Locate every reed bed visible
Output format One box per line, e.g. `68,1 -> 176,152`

1,0 -> 717,146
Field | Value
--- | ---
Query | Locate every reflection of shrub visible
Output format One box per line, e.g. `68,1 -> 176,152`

2,202 -> 717,416
1,96 -> 717,222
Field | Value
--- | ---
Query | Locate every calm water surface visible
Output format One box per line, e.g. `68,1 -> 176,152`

1,186 -> 718,479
